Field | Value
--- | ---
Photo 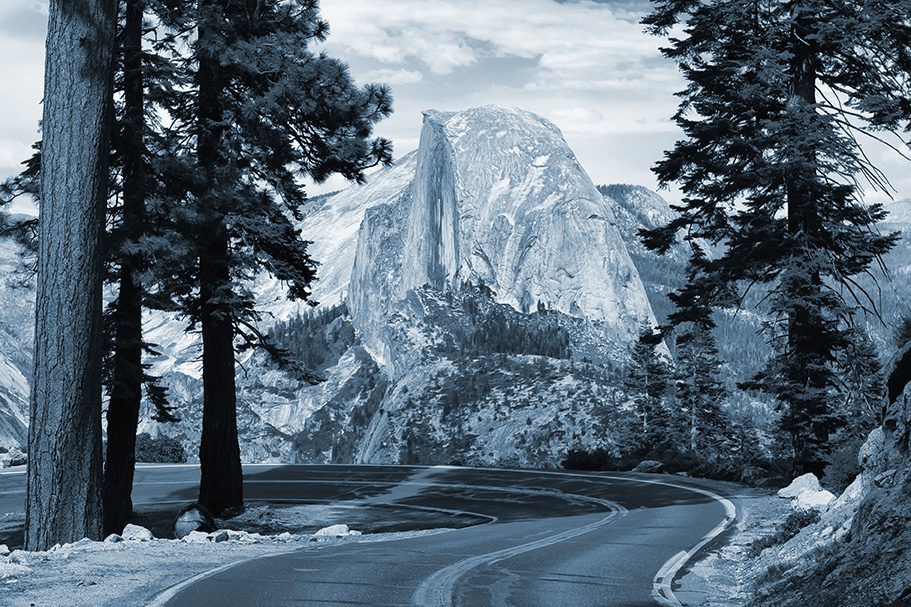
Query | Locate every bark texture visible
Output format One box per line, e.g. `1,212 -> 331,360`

26,0 -> 117,550
196,9 -> 244,516
103,0 -> 145,536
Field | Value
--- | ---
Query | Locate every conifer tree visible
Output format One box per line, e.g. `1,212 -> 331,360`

162,0 -> 392,514
622,326 -> 675,454
675,324 -> 730,455
27,0 -> 118,551
643,0 -> 911,475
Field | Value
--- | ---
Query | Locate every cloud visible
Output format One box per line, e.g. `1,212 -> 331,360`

0,2 -> 47,40
363,68 -> 424,85
319,0 -> 666,86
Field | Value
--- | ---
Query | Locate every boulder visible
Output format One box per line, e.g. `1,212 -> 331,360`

632,460 -> 665,474
174,503 -> 217,539
121,524 -> 154,542
211,530 -> 229,543
778,473 -> 821,498
740,465 -> 767,484
312,524 -> 361,539
181,531 -> 210,544
103,534 -> 123,544
0,544 -> 9,557
796,488 -> 836,511
6,449 -> 26,467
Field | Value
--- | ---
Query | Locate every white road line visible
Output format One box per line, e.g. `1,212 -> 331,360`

647,480 -> 736,607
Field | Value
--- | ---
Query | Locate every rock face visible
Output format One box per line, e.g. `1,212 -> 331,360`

400,108 -> 652,329
0,235 -> 32,451
752,342 -> 911,607
351,107 -> 654,373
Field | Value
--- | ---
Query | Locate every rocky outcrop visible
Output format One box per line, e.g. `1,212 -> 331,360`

751,341 -> 911,606
350,107 -> 655,376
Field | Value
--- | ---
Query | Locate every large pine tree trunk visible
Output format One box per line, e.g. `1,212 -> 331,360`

103,0 -> 146,536
26,0 -> 117,551
196,6 -> 244,516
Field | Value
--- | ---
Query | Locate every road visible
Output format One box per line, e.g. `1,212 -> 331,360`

0,464 -> 735,607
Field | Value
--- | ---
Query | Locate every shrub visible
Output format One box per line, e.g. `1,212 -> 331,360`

562,448 -> 612,471
135,433 -> 187,463
824,437 -> 863,494
749,509 -> 821,556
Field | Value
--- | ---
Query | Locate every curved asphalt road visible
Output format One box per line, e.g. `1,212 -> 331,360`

0,464 -> 735,607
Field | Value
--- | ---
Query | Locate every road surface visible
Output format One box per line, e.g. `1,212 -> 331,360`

0,464 -> 735,606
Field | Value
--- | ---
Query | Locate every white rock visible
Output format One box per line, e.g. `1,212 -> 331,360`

0,544 -> 9,557
313,524 -> 353,538
276,532 -> 293,541
795,488 -> 836,510
778,473 -> 822,498
104,533 -> 123,544
121,524 -> 154,542
224,530 -> 262,544
182,531 -> 210,544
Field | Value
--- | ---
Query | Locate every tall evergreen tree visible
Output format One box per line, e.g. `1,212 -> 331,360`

26,0 -> 118,551
622,326 -> 675,453
102,0 -> 192,536
643,0 -> 911,475
163,0 -> 392,515
675,324 -> 730,455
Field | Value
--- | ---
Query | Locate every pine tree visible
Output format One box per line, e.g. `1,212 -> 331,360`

674,324 -> 730,456
102,0 -> 203,535
26,0 -> 118,551
642,0 -> 911,475
622,326 -> 675,455
162,0 -> 392,515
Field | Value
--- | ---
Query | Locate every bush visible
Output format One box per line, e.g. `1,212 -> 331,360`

135,433 -> 187,463
824,437 -> 863,493
562,448 -> 612,471
749,509 -> 821,556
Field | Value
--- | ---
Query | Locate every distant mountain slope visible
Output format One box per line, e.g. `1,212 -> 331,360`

0,237 -> 32,450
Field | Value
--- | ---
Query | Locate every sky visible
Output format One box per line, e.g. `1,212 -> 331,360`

1,0 -> 909,214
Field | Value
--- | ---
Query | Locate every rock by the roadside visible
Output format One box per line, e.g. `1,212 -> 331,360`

632,460 -> 665,473
182,531 -> 210,544
313,524 -> 361,539
740,465 -> 767,484
5,449 -> 26,467
174,503 -> 217,539
0,544 -> 9,557
121,524 -> 154,542
778,473 -> 821,498
104,534 -> 123,544
796,488 -> 836,511
211,530 -> 229,543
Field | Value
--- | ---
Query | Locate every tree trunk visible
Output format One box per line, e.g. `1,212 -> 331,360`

26,0 -> 117,551
103,0 -> 146,536
196,7 -> 244,516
